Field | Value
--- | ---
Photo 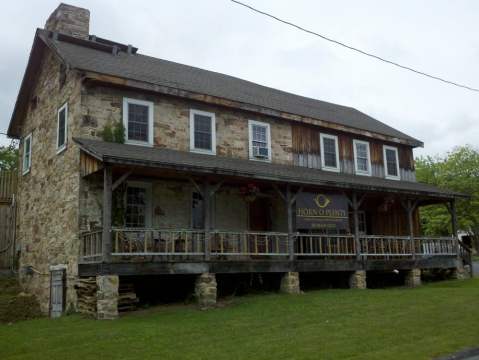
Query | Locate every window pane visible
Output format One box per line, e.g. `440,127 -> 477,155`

58,108 -> 66,148
386,149 -> 398,176
323,137 -> 337,168
194,114 -> 212,150
125,187 -> 147,228
128,103 -> 149,142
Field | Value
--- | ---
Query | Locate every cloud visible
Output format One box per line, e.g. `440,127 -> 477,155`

1,0 -> 478,156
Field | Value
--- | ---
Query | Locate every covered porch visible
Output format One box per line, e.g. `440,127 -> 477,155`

75,138 -> 470,274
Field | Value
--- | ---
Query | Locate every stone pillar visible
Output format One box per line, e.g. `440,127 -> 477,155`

195,273 -> 217,309
349,270 -> 367,289
405,268 -> 421,287
96,275 -> 119,320
451,265 -> 468,280
280,272 -> 300,294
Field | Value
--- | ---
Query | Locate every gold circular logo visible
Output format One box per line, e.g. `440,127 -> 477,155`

314,194 -> 331,208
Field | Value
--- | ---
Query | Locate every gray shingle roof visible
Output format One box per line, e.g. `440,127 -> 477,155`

74,138 -> 462,199
40,30 -> 422,146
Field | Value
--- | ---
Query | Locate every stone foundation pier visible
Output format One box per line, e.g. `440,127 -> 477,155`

349,270 -> 367,289
451,265 -> 469,280
405,268 -> 421,287
195,273 -> 217,309
96,275 -> 119,320
280,272 -> 300,294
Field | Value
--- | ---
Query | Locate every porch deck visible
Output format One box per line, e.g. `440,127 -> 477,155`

78,229 -> 463,276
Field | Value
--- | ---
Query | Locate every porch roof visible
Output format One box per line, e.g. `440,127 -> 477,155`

74,138 -> 465,200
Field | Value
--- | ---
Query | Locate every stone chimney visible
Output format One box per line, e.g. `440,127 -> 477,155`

45,3 -> 90,39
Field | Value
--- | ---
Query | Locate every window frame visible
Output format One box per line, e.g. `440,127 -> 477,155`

122,97 -> 154,147
22,133 -> 32,176
189,109 -> 216,155
353,139 -> 372,176
320,133 -> 340,172
56,102 -> 68,154
383,145 -> 400,180
124,181 -> 152,228
248,120 -> 272,162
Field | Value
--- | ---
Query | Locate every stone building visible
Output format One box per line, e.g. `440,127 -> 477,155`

8,4 -> 470,318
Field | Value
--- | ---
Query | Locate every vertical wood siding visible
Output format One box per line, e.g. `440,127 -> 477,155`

291,124 -> 416,181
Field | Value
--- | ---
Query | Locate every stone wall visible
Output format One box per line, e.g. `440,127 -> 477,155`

16,48 -> 84,313
80,85 -> 293,165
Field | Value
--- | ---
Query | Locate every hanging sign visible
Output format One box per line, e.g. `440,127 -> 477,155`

296,192 -> 349,231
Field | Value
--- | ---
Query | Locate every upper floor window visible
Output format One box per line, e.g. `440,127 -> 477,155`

22,133 -> 32,175
190,109 -> 216,155
353,139 -> 371,176
123,98 -> 154,146
383,145 -> 400,180
57,103 -> 68,153
320,133 -> 340,172
248,120 -> 271,162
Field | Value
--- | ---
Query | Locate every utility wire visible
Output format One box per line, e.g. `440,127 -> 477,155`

230,0 -> 479,93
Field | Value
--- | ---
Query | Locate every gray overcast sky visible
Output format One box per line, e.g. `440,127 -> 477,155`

1,0 -> 478,157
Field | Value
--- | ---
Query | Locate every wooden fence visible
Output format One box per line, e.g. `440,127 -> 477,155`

0,171 -> 17,269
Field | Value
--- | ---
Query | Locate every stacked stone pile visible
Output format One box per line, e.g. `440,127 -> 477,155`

75,277 -> 97,316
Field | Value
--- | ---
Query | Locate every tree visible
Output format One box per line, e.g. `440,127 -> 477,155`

416,145 -> 479,246
0,143 -> 18,171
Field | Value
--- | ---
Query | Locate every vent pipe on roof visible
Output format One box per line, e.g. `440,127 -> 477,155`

45,3 -> 90,40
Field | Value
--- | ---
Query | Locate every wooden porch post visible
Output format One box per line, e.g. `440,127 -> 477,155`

286,184 -> 295,261
102,165 -> 112,262
405,199 -> 418,260
352,193 -> 361,261
203,180 -> 211,261
449,199 -> 460,259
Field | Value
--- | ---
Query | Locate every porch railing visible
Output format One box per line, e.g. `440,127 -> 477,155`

79,230 -> 103,262
79,229 -> 458,262
210,231 -> 289,256
295,234 -> 356,256
111,228 -> 206,256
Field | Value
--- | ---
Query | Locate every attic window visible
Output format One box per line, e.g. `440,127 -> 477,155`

30,96 -> 39,111
320,133 -> 340,172
22,133 -> 32,175
383,145 -> 400,180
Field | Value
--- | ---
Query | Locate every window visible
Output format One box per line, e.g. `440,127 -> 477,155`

353,140 -> 371,176
125,182 -> 152,228
123,98 -> 154,146
22,133 -> 32,175
57,103 -> 68,153
190,109 -> 216,154
383,145 -> 400,180
320,134 -> 340,172
248,120 -> 271,162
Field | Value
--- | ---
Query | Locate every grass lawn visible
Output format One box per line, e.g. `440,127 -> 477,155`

1,279 -> 479,360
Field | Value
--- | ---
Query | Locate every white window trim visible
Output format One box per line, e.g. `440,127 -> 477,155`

353,139 -> 372,176
125,181 -> 153,228
189,109 -> 216,155
56,102 -> 68,154
383,145 -> 401,180
22,133 -> 32,176
320,133 -> 340,172
123,98 -> 154,147
248,120 -> 272,162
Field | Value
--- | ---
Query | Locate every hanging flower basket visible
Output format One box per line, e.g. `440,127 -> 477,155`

240,183 -> 260,203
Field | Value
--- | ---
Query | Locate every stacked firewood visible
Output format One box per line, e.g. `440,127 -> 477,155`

118,282 -> 139,312
75,277 -> 97,316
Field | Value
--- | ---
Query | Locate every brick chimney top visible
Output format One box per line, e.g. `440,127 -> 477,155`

45,3 -> 90,39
